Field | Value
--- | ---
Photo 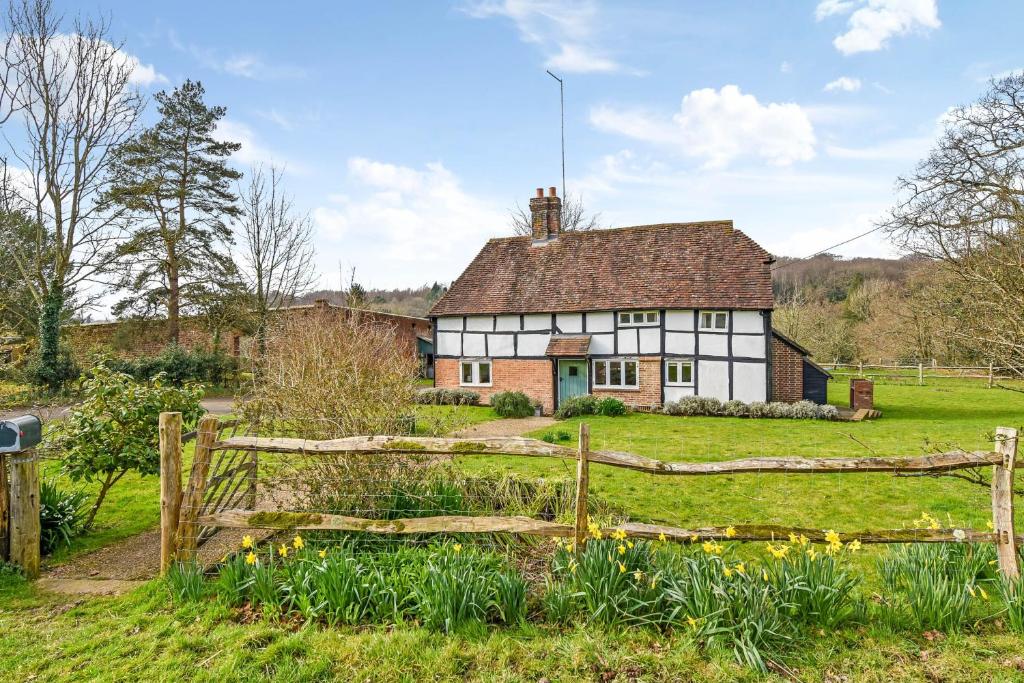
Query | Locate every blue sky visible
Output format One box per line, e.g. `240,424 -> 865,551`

90,0 -> 1023,290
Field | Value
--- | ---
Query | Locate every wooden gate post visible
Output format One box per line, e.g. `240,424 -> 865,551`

0,453 -> 9,562
574,423 -> 590,551
918,362 -> 924,386
989,361 -> 995,388
992,426 -> 1019,580
159,412 -> 183,575
176,415 -> 219,562
9,451 -> 40,579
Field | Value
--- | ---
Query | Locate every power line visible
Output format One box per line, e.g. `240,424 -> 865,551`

770,224 -> 886,271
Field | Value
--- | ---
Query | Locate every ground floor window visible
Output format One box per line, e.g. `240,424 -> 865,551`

665,359 -> 694,386
593,358 -> 639,388
460,359 -> 492,386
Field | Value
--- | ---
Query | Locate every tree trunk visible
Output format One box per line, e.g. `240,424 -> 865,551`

167,260 -> 180,345
36,282 -> 64,389
84,469 -> 127,530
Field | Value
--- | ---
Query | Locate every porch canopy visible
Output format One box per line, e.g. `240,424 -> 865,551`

545,334 -> 592,357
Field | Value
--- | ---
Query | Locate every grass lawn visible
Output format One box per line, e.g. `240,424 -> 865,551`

5,383 -> 1024,681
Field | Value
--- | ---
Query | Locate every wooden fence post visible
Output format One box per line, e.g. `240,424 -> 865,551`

9,451 -> 39,579
918,362 -> 924,386
159,412 -> 183,575
989,361 -> 995,388
176,415 -> 219,562
574,423 -> 590,551
0,453 -> 8,562
992,426 -> 1019,580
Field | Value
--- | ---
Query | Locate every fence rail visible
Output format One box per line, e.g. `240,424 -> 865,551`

824,361 -> 1014,387
159,414 -> 1022,581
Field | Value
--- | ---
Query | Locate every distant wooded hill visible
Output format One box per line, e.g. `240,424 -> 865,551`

293,282 -> 447,318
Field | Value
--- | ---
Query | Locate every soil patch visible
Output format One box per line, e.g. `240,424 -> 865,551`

454,416 -> 557,438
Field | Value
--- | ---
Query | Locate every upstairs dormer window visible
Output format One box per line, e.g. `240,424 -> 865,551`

618,311 -> 659,327
699,311 -> 728,331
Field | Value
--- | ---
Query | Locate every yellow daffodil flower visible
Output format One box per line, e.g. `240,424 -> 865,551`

612,529 -> 627,541
765,543 -> 790,560
633,570 -> 643,581
735,562 -> 745,575
453,543 -> 462,553
690,534 -> 698,543
686,616 -> 698,629
278,544 -> 289,558
979,586 -> 990,601
245,551 -> 257,565
617,545 -> 626,555
293,535 -> 304,550
725,526 -> 737,538
723,566 -> 733,578
806,547 -> 818,561
847,539 -> 862,553
627,540 -> 634,549
658,533 -> 667,542
565,543 -> 574,553
618,561 -> 626,573
241,535 -> 254,549
967,585 -> 976,598
318,549 -> 327,559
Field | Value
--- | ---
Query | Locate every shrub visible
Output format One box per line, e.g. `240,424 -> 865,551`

414,388 -> 480,406
554,395 -> 598,419
664,397 -> 837,420
51,364 -> 204,529
540,429 -> 572,443
490,391 -> 535,418
24,344 -> 79,390
722,400 -> 749,417
596,397 -> 627,417
100,346 -> 239,386
39,480 -> 89,555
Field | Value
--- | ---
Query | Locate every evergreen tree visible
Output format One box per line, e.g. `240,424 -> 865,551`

106,80 -> 242,344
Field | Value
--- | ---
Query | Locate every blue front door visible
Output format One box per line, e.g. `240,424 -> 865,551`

558,360 -> 588,403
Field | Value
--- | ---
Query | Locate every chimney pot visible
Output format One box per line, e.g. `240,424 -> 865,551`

535,187 -> 544,198
529,186 -> 562,243
549,186 -> 557,197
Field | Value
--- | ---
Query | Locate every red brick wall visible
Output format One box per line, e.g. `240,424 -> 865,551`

436,358 -> 555,414
771,337 -> 804,402
591,357 -> 662,408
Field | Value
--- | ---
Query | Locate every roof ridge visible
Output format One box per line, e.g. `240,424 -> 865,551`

486,220 -> 736,243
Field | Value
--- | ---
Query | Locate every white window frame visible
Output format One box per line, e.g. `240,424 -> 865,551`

618,310 -> 659,327
699,311 -> 729,332
459,359 -> 492,387
592,358 -> 640,389
665,359 -> 694,386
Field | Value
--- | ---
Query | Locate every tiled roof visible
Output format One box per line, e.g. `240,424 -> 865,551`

545,334 -> 592,357
429,221 -> 773,316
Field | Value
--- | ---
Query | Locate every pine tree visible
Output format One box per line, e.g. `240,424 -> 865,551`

106,80 -> 242,344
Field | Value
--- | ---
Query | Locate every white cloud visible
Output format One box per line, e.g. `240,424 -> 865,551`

780,61 -> 793,74
9,33 -> 167,88
825,136 -> 931,161
462,0 -> 631,74
168,31 -> 306,80
313,158 -> 506,286
213,119 -> 305,172
591,85 -> 816,168
824,76 -> 862,92
816,0 -> 940,55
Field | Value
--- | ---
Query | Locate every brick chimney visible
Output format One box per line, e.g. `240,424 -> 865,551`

529,186 -> 561,243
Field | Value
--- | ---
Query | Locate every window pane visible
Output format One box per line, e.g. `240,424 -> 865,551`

667,362 -> 678,384
633,312 -> 643,323
619,313 -> 630,324
478,362 -> 491,384
595,361 -> 607,385
681,362 -> 692,383
625,361 -> 637,386
646,311 -> 657,323
610,362 -> 622,385
461,363 -> 473,383
700,312 -> 712,329
715,313 -> 728,329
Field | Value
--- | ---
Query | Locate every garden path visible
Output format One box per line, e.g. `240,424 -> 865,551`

453,415 -> 556,437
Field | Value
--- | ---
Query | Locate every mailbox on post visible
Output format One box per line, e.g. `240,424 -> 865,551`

0,415 -> 42,453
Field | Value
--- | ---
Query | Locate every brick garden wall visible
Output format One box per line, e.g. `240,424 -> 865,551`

771,337 -> 804,402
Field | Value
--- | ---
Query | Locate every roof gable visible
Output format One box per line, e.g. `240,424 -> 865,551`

430,221 -> 774,316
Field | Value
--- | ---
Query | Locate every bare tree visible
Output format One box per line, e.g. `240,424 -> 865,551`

509,191 -> 603,236
237,164 -> 316,353
882,73 -> 1024,374
0,0 -> 142,386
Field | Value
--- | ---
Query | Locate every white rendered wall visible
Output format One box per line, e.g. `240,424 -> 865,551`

732,362 -> 768,402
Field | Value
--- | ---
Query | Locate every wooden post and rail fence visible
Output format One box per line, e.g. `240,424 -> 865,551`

827,361 -> 1007,387
158,412 -> 1023,581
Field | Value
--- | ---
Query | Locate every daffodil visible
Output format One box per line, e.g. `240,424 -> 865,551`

979,585 -> 990,601
293,535 -> 304,550
612,528 -> 627,541
618,561 -> 626,573
241,535 -> 254,549
735,562 -> 745,575
569,560 -> 578,574
723,566 -> 733,578
626,540 -> 634,549
633,570 -> 644,581
847,539 -> 862,553
765,542 -> 790,560
686,616 -> 699,629
762,570 -> 769,581
725,526 -> 737,538
278,544 -> 289,558
806,547 -> 819,561
658,533 -> 667,542
968,585 -> 977,598
617,545 -> 626,555
689,534 -> 698,543
453,543 -> 462,554
565,542 -> 574,553
788,532 -> 799,545
702,540 -> 723,555
318,549 -> 327,559
245,551 -> 257,565
987,519 -> 995,530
